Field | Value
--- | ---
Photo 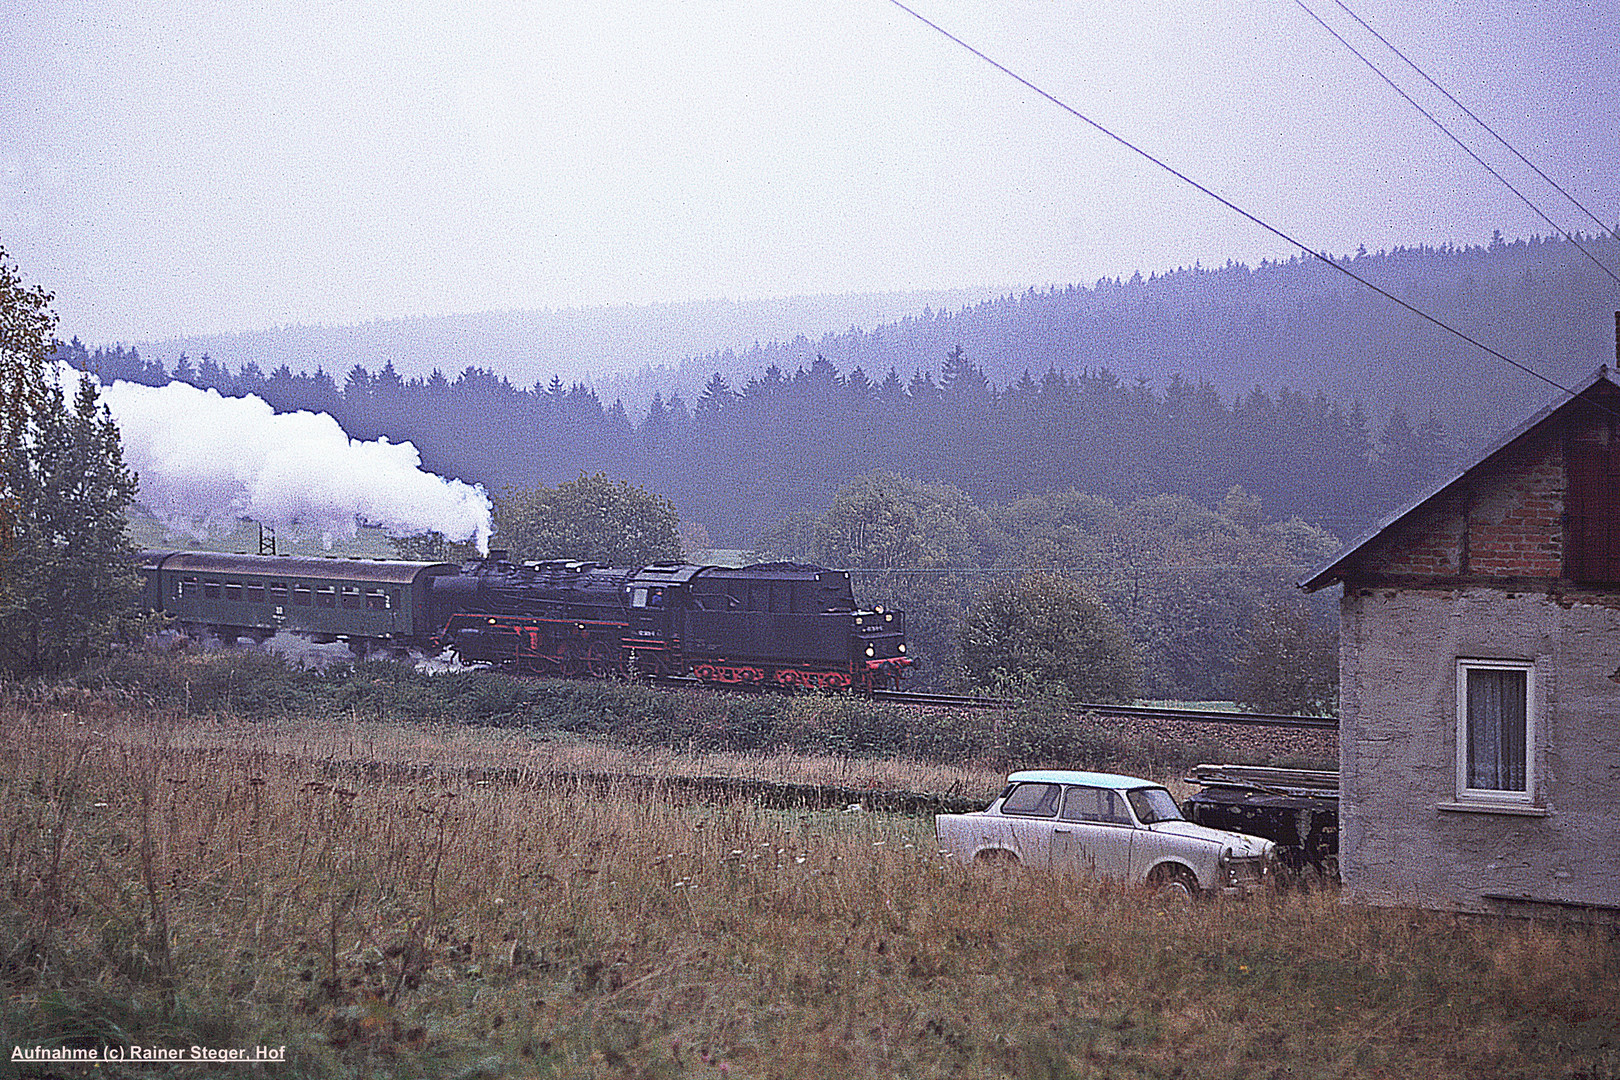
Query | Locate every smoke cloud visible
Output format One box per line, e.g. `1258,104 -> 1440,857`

65,369 -> 492,552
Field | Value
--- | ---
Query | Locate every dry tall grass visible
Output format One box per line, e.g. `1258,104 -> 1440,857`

4,698 -> 1617,1079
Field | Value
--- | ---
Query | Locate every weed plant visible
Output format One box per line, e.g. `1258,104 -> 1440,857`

3,699 -> 1616,1079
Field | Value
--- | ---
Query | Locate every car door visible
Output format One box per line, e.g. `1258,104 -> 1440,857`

1124,786 -> 1204,886
992,781 -> 1063,866
1051,785 -> 1136,881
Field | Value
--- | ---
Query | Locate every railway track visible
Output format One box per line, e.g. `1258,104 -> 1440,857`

872,689 -> 1338,729
871,689 -> 1014,709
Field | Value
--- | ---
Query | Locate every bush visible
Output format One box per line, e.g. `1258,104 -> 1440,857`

73,649 -> 1252,774
959,572 -> 1137,702
1235,596 -> 1338,714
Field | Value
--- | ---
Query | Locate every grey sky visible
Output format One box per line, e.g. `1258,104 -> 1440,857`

4,0 -> 1614,346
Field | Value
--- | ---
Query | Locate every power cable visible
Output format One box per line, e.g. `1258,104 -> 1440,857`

882,0 -> 1620,420
1292,0 -> 1620,285
1327,0 -> 1620,246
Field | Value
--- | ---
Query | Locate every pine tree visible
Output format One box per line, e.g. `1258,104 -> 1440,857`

0,249 -> 144,674
696,372 -> 734,415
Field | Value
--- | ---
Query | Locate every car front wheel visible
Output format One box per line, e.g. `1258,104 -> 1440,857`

1146,864 -> 1198,902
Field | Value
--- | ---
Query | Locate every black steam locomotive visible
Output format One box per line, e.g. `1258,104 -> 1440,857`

138,549 -> 912,691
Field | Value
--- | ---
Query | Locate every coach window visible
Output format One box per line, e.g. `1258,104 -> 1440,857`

365,590 -> 388,611
292,585 -> 312,606
203,580 -> 221,599
246,584 -> 265,603
1456,660 -> 1535,803
341,586 -> 363,609
315,586 -> 337,608
224,582 -> 242,601
178,577 -> 197,598
269,583 -> 290,604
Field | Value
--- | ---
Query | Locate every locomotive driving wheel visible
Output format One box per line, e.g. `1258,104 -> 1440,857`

581,642 -> 613,677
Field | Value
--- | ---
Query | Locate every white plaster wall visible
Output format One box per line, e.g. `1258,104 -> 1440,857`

1339,586 -> 1620,912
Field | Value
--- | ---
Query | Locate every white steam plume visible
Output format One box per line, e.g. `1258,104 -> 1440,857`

67,368 -> 492,552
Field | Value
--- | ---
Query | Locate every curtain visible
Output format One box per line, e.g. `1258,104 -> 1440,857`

1467,668 -> 1527,791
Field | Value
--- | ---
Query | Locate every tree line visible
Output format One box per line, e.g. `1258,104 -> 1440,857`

672,231 -> 1617,443
56,337 -> 1454,550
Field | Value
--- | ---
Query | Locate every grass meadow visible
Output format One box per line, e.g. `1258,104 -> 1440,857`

2,680 -> 1618,1078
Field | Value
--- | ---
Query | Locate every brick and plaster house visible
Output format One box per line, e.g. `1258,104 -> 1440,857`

1303,366 -> 1620,917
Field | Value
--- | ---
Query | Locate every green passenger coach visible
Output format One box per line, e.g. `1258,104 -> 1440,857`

139,551 -> 457,649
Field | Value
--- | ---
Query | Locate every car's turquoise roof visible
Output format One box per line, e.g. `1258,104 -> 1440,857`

1006,769 -> 1159,790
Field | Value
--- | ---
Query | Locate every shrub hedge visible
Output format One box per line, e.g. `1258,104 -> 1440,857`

64,647 -> 1240,773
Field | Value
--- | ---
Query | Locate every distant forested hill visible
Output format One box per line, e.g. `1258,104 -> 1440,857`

63,232 -> 1620,547
688,232 -> 1619,442
119,288 -> 1000,408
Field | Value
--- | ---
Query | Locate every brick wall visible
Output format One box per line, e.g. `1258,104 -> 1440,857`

1349,423 -> 1564,580
1463,428 -> 1564,577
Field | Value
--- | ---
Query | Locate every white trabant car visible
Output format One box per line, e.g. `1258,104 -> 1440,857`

935,769 -> 1276,898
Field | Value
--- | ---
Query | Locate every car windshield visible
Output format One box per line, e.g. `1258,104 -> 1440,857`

1126,786 -> 1184,824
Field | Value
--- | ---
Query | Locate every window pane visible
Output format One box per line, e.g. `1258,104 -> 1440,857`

1126,787 -> 1184,824
1001,783 -> 1060,817
1467,668 -> 1527,791
1060,786 -> 1130,824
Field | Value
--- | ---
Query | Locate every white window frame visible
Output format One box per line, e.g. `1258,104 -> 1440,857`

1455,659 -> 1535,804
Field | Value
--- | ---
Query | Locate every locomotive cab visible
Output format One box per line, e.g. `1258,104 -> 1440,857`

648,563 -> 913,691
622,563 -> 702,675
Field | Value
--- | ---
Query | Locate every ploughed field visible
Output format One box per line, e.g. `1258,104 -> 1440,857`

5,696 -> 1617,1080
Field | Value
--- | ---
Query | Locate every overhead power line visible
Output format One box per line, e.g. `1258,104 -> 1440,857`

882,0 -> 1620,421
1325,0 -> 1620,246
1292,0 -> 1620,285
